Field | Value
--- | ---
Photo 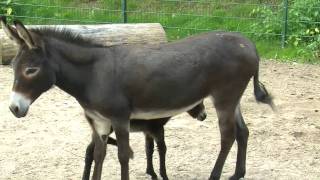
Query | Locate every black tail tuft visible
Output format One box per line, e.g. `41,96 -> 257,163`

253,71 -> 276,111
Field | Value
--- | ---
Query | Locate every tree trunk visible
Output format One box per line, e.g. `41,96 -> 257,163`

0,23 -> 167,65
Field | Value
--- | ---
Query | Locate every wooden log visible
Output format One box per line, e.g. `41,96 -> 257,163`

0,23 -> 167,65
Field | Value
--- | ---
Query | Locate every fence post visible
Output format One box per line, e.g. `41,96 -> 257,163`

122,0 -> 127,23
281,0 -> 288,48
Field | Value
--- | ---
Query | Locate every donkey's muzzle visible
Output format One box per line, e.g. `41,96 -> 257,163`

197,110 -> 207,121
9,104 -> 25,118
9,92 -> 31,118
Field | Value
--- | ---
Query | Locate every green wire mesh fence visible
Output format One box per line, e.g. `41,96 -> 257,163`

1,0 -> 319,48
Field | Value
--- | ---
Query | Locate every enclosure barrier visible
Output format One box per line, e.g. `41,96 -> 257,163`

0,23 -> 167,65
0,0 -> 319,60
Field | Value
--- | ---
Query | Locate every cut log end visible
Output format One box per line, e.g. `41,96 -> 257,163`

0,23 -> 167,65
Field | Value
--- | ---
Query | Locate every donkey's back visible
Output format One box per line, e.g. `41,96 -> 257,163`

108,32 -> 261,113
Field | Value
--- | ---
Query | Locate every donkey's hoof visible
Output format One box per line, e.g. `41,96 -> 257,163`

161,175 -> 169,180
197,111 -> 207,121
208,174 -> 220,180
146,169 -> 158,180
229,175 -> 245,180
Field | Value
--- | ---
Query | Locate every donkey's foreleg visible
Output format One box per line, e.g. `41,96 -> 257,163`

91,133 -> 107,180
82,139 -> 95,180
106,137 -> 134,158
112,118 -> 132,180
85,113 -> 112,180
209,105 -> 237,180
230,105 -> 249,180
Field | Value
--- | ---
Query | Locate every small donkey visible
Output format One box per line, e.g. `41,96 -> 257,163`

83,102 -> 207,180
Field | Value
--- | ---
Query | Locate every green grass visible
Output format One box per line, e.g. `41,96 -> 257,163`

255,41 -> 316,63
1,0 -> 318,63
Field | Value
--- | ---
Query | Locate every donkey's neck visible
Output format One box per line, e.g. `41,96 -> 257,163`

47,38 -> 107,102
48,37 -> 103,64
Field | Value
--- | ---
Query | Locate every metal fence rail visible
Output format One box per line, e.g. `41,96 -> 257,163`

1,0 -> 319,48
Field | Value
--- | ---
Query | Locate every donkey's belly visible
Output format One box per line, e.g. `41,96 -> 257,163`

130,100 -> 203,120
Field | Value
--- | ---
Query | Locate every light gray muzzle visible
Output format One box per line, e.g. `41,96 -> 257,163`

9,92 -> 31,118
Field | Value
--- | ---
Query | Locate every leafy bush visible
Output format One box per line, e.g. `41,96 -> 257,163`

249,5 -> 282,39
288,0 -> 320,59
0,0 -> 14,20
250,0 -> 320,59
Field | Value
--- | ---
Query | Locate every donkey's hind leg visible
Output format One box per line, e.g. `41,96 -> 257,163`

145,120 -> 169,180
155,129 -> 168,180
151,126 -> 169,180
145,134 -> 158,179
230,105 -> 249,180
209,100 -> 238,180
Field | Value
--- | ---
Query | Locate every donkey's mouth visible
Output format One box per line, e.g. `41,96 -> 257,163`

9,105 -> 28,118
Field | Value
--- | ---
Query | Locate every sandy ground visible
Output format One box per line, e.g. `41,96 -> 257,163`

0,60 -> 320,180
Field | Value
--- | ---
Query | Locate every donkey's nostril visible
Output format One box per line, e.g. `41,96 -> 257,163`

13,106 -> 19,113
9,104 -> 20,115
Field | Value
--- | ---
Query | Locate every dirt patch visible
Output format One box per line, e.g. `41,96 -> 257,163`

0,60 -> 319,180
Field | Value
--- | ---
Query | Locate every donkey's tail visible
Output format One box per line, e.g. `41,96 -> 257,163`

253,69 -> 276,111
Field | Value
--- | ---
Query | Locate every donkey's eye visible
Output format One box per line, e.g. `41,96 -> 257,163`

24,67 -> 40,77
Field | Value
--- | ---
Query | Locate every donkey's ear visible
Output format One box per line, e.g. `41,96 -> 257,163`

0,16 -> 23,44
13,19 -> 37,49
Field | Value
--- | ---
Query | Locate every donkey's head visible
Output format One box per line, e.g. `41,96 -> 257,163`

1,17 -> 56,118
187,101 -> 207,121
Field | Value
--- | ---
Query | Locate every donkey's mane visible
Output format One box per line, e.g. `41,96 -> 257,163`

30,27 -> 105,48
